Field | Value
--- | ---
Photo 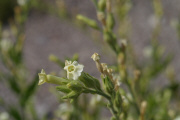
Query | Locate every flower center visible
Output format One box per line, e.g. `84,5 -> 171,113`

68,65 -> 75,72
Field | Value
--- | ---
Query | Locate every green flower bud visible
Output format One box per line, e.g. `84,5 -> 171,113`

62,91 -> 80,99
106,13 -> 115,30
38,69 -> 71,85
47,75 -> 70,85
111,116 -> 116,120
97,11 -> 105,22
114,90 -> 122,112
56,85 -> 71,93
49,54 -> 58,62
76,15 -> 99,30
79,72 -> 101,91
102,75 -> 114,95
72,53 -> 79,61
67,80 -> 84,92
49,54 -> 64,67
103,30 -> 116,43
122,96 -> 129,111
98,0 -> 106,11
103,30 -> 118,53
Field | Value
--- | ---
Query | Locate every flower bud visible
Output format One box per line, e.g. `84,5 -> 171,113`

102,75 -> 114,95
56,85 -> 71,93
77,15 -> 99,30
122,96 -> 129,111
38,69 -> 70,85
91,53 -> 104,74
67,80 -> 84,92
79,72 -> 101,91
62,91 -> 80,99
114,90 -> 122,112
103,30 -> 117,52
47,75 -> 70,85
91,53 -> 100,61
111,116 -> 116,120
98,0 -> 106,11
49,54 -> 64,67
101,63 -> 108,72
97,11 -> 105,22
140,101 -> 147,115
72,53 -> 79,61
106,13 -> 115,30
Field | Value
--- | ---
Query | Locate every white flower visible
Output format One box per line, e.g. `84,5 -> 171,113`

174,116 -> 180,120
0,39 -> 12,52
0,112 -> 9,120
17,0 -> 26,5
143,46 -> 153,58
38,69 -> 47,85
64,60 -> 84,80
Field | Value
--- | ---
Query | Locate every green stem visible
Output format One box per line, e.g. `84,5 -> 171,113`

125,80 -> 140,114
84,88 -> 119,120
109,99 -> 119,120
92,0 -> 98,9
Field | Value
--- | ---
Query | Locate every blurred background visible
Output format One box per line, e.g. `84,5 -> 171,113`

0,0 -> 180,120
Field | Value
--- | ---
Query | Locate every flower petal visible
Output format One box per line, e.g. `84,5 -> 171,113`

73,72 -> 79,80
38,73 -> 47,85
65,60 -> 72,66
72,61 -> 78,66
64,65 -> 69,70
68,72 -> 74,79
75,64 -> 84,72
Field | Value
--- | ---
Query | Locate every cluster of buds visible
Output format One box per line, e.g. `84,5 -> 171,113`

91,53 -> 120,92
91,52 -> 123,117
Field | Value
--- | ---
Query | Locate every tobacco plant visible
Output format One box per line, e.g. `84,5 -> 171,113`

38,0 -> 180,120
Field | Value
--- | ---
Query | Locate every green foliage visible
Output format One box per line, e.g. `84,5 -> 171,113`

0,0 -> 17,23
20,74 -> 39,107
8,107 -> 22,120
0,1 -> 43,120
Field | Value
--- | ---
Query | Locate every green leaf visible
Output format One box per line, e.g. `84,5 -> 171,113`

8,107 -> 22,120
77,14 -> 100,30
8,46 -> 22,65
150,54 -> 173,78
49,54 -> 65,68
7,76 -> 21,94
20,74 -> 38,107
56,85 -> 71,93
62,91 -> 80,99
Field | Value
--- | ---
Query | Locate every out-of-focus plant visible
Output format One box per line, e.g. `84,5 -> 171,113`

38,0 -> 180,120
0,0 -> 17,23
0,1 -> 42,120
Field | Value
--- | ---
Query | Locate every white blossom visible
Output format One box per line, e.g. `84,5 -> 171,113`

0,39 -> 12,52
174,116 -> 180,120
38,69 -> 47,85
17,0 -> 26,5
64,60 -> 84,80
0,112 -> 9,120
